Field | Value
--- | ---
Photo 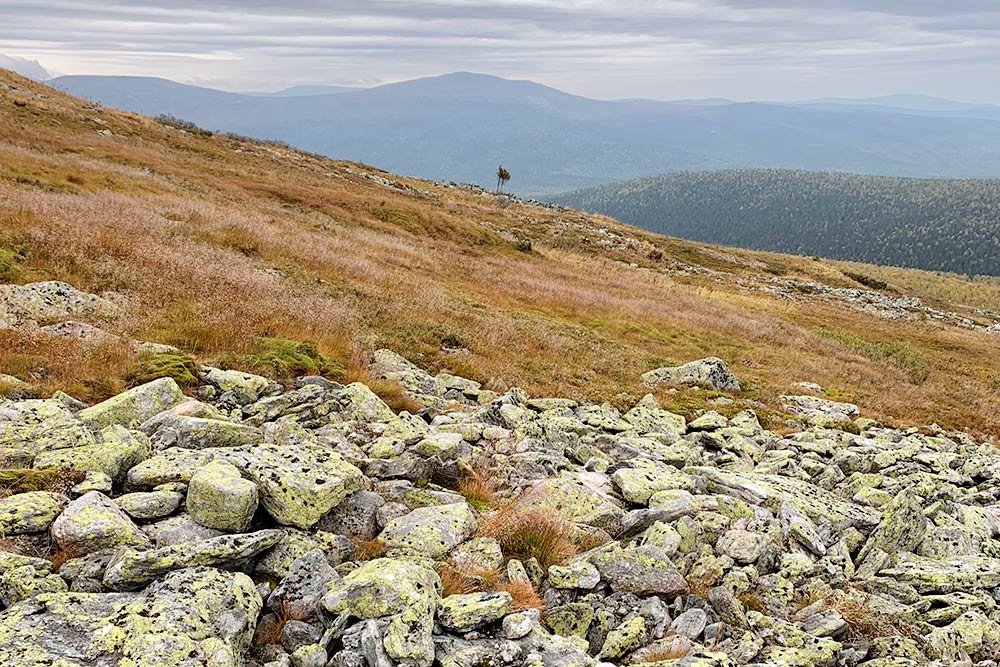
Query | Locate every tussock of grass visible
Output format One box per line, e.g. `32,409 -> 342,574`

476,495 -> 578,570
436,564 -> 501,597
0,467 -> 86,497
350,537 -> 387,562
435,564 -> 544,612
456,470 -> 499,511
495,579 -> 544,612
125,350 -> 199,388
815,328 -> 931,384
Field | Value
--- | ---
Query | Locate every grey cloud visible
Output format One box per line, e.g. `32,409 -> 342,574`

0,0 -> 998,102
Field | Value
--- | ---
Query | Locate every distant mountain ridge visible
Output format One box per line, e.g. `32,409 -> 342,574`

47,71 -> 1000,195
553,169 -> 1000,277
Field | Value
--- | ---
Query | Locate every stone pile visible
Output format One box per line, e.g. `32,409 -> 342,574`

1,352 -> 999,667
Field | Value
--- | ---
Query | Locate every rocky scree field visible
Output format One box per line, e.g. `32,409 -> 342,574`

2,346 -> 1000,667
2,68 -> 1000,666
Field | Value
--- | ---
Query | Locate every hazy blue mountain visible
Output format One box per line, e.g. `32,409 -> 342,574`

552,170 -> 1000,276
253,84 -> 362,97
48,71 -> 1000,195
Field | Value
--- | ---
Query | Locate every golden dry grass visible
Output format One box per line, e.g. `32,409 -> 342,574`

1,70 -> 999,434
476,496 -> 579,570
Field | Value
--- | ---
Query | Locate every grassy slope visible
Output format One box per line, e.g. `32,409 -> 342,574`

1,70 -> 999,436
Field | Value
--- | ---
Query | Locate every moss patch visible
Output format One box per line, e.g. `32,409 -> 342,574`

0,468 -> 86,496
125,351 -> 199,388
220,337 -> 344,381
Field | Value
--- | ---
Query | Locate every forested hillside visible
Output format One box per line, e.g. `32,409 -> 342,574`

555,170 -> 1000,276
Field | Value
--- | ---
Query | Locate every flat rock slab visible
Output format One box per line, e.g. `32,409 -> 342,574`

882,555 -> 1000,593
688,467 -> 879,529
104,529 -> 285,590
0,566 -> 261,667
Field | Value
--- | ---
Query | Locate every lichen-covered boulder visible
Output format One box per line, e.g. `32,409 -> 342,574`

781,395 -> 860,426
548,560 -> 601,589
115,489 -> 184,521
79,377 -> 186,429
599,615 -> 647,659
241,424 -> 365,529
0,280 -> 118,327
187,461 -> 258,532
0,398 -> 95,462
33,425 -> 152,482
147,415 -> 263,451
0,491 -> 67,535
199,366 -> 280,406
51,491 -> 151,555
611,462 -> 695,505
527,476 -> 625,531
641,357 -> 741,391
322,558 -> 441,667
622,394 -> 687,435
0,559 -> 67,607
379,502 -> 477,557
254,528 -> 352,579
437,592 -> 512,631
103,529 -> 285,590
0,566 -> 261,667
590,544 -> 688,597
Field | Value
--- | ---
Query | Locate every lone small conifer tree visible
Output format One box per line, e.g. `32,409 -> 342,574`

496,165 -> 511,193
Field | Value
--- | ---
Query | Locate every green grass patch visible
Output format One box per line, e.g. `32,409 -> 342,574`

816,328 -> 931,384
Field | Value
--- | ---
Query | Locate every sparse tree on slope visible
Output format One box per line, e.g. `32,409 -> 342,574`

496,165 -> 511,194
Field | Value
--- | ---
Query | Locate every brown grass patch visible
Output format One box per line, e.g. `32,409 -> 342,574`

476,495 -> 578,570
457,469 -> 500,511
350,537 -> 388,562
47,545 -> 82,570
495,579 -> 545,612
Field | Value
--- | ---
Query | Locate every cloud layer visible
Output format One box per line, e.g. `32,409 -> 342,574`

1,1 -> 998,101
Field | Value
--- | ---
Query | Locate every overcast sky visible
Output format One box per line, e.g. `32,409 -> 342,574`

1,0 -> 999,102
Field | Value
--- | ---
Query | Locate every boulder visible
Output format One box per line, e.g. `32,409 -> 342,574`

641,357 -> 741,391
79,377 -> 186,429
0,567 -> 262,667
147,415 -> 263,450
103,529 -> 285,590
115,489 -> 184,520
0,280 -> 118,328
51,491 -> 151,555
437,592 -> 512,631
322,558 -> 441,667
187,461 -> 258,532
241,425 -> 365,529
591,544 -> 688,597
380,502 -> 477,557
0,491 -> 66,535
33,424 -> 152,482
